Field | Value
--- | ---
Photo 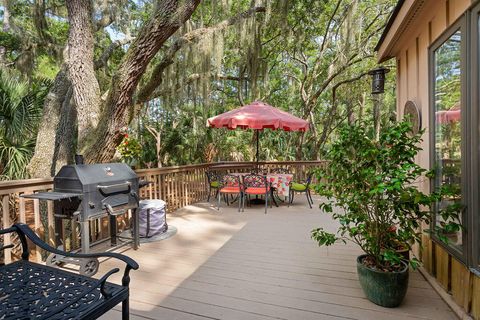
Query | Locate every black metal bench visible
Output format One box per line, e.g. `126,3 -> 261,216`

0,223 -> 139,320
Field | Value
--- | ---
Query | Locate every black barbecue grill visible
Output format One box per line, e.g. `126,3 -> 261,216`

22,157 -> 143,276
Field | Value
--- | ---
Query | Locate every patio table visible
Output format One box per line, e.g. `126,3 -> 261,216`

229,173 -> 293,207
230,173 -> 293,196
267,174 -> 294,197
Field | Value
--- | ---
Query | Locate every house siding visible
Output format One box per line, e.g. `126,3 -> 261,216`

381,0 -> 480,318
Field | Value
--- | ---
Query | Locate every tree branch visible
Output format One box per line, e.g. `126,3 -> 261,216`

94,36 -> 134,70
135,6 -> 266,104
95,0 -> 115,31
307,54 -> 373,114
320,0 -> 342,52
84,0 -> 202,162
151,72 -> 250,98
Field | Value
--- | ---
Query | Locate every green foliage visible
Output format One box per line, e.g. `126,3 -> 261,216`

116,134 -> 142,164
1,0 -> 398,170
132,0 -> 397,166
0,31 -> 20,51
311,120 -> 462,271
0,71 -> 50,180
35,55 -> 60,80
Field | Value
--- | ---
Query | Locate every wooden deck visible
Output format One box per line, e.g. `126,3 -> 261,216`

99,196 -> 457,320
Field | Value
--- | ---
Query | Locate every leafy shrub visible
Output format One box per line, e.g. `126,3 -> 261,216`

311,120 -> 461,271
116,134 -> 142,164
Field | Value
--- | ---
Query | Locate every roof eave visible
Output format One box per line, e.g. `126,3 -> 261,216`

375,0 -> 405,52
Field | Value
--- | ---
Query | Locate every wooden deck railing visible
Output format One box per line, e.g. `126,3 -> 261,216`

0,161 -> 326,263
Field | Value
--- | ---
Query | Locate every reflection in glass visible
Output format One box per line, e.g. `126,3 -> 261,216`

433,30 -> 463,251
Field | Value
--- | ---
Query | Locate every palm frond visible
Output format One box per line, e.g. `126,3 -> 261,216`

0,137 -> 35,180
0,71 -> 51,180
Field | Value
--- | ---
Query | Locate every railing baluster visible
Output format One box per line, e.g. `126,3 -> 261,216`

47,201 -> 55,247
2,195 -> 11,264
19,193 -> 26,224
166,173 -> 171,211
33,198 -> 42,262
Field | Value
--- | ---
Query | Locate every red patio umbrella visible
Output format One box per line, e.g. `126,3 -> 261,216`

435,102 -> 461,124
436,109 -> 460,123
206,101 -> 309,163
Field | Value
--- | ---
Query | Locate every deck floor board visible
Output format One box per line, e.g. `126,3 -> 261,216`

99,197 -> 457,320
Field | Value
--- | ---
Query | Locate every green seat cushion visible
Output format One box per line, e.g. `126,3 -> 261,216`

291,182 -> 307,191
210,181 -> 220,188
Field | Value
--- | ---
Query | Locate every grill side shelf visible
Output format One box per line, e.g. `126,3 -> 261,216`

21,192 -> 83,201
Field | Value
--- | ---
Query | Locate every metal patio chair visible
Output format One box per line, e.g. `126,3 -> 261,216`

205,171 -> 221,202
270,167 -> 290,174
243,174 -> 271,214
288,172 -> 314,209
217,174 -> 243,212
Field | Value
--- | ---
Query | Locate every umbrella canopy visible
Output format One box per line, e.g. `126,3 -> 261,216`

436,102 -> 461,124
206,101 -> 309,131
207,101 -> 309,163
436,109 -> 461,123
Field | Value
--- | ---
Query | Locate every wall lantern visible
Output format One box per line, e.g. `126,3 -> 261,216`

368,66 -> 390,94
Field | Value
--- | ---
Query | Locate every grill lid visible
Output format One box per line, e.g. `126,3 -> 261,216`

56,163 -> 136,185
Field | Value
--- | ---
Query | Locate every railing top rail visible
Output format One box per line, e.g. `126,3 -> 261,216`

0,178 -> 54,195
135,163 -> 211,174
0,160 -> 326,194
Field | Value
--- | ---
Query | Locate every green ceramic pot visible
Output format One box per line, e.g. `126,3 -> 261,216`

356,254 -> 409,308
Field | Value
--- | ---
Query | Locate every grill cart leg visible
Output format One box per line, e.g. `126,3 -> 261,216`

80,220 -> 90,253
54,216 -> 63,248
133,208 -> 139,250
146,209 -> 151,238
109,215 -> 117,246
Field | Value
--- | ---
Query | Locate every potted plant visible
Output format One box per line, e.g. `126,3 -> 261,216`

311,120 -> 461,307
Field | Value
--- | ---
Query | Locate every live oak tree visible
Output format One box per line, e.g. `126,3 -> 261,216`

25,0 -> 270,177
27,0 -> 202,177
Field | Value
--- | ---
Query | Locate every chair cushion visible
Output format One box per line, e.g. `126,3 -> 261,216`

220,186 -> 241,193
210,181 -> 220,188
245,187 -> 269,195
291,182 -> 307,191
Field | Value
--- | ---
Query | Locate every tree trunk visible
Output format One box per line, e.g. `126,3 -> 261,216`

295,131 -> 305,160
52,87 -> 76,170
66,0 -> 101,150
83,0 -> 201,163
373,94 -> 381,140
29,0 -> 201,172
0,0 -> 10,64
34,0 -> 49,42
27,70 -> 74,178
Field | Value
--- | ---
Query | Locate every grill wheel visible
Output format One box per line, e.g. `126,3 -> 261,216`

46,253 -> 64,268
80,258 -> 100,277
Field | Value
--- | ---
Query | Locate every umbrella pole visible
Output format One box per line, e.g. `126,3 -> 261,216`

256,130 -> 259,167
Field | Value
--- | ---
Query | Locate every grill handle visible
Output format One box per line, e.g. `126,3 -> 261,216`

104,204 -> 128,216
97,181 -> 131,195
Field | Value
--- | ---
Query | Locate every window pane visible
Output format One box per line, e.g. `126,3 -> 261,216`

433,30 -> 463,252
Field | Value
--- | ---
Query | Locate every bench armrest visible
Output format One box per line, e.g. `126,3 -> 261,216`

3,224 -> 139,286
0,244 -> 14,251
